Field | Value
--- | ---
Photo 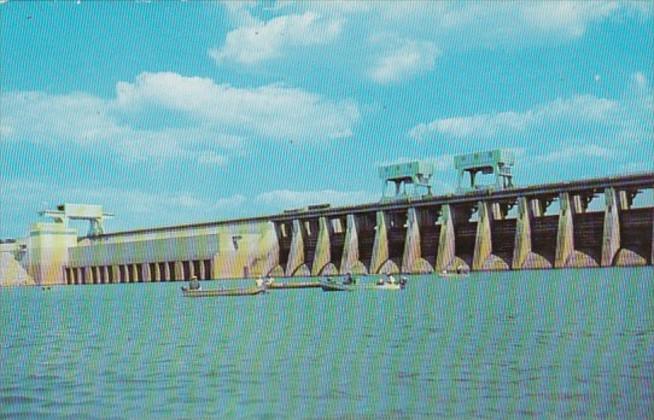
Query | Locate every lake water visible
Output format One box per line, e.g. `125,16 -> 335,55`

1,267 -> 653,418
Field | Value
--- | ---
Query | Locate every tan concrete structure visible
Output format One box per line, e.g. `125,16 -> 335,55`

340,214 -> 366,274
512,197 -> 551,269
3,174 -> 652,288
27,222 -> 78,285
555,192 -> 599,268
473,201 -> 493,271
111,265 -> 120,284
285,220 -> 306,276
555,193 -> 575,268
311,217 -> 331,276
435,205 -> 456,272
401,208 -> 432,273
0,243 -> 33,287
601,188 -> 621,267
512,197 -> 532,270
370,211 -> 389,274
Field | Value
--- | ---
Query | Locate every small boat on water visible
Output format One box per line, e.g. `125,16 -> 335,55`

372,282 -> 404,291
267,282 -> 322,290
438,272 -> 469,279
319,280 -> 355,292
181,286 -> 266,298
438,267 -> 470,279
319,275 -> 407,292
255,277 -> 321,290
371,275 -> 407,291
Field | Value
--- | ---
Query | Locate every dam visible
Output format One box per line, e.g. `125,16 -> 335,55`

1,150 -> 653,287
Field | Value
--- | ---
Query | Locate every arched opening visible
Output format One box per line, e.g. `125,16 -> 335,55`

149,262 -> 158,282
168,262 -> 176,281
193,260 -> 202,279
135,264 -> 144,282
182,261 -> 191,280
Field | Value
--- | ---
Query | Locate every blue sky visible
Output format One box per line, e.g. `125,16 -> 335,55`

1,1 -> 653,238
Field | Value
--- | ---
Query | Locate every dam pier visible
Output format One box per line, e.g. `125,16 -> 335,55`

1,151 -> 653,287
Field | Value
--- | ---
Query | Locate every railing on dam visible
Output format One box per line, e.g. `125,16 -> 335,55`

65,173 -> 654,284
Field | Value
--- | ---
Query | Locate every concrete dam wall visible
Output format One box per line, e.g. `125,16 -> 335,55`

47,174 -> 653,286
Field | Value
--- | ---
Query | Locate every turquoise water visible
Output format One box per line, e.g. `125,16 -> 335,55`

1,268 -> 653,418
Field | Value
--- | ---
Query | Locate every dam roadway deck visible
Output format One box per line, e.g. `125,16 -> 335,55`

85,172 -> 654,241
55,172 -> 653,285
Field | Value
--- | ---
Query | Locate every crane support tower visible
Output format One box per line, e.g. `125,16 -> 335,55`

455,149 -> 515,193
379,160 -> 434,201
39,203 -> 114,236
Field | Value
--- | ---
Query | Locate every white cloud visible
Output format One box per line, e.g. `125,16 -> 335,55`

255,189 -> 376,210
409,94 -> 618,140
308,2 -> 648,46
114,72 -> 358,141
2,179 -> 378,235
214,2 -> 651,85
1,92 -> 236,161
369,39 -> 439,84
623,1 -> 654,17
2,72 -> 359,161
212,194 -> 246,211
428,2 -> 644,44
221,1 -> 259,26
3,91 -> 115,145
632,71 -> 649,92
0,179 -> 252,234
620,161 -> 652,173
520,2 -> 619,39
535,145 -> 613,164
198,151 -> 228,166
0,124 -> 14,138
619,71 -> 654,143
301,2 -> 372,16
429,155 -> 454,172
210,12 -> 342,65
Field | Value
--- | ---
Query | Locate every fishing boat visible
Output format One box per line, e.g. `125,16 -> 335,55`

181,286 -> 266,298
320,281 -> 354,292
254,276 -> 321,290
319,280 -> 354,292
320,275 -> 406,292
267,281 -> 322,290
371,275 -> 407,291
372,282 -> 404,291
438,267 -> 470,279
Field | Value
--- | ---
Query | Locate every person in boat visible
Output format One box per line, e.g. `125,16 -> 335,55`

376,276 -> 385,286
387,275 -> 397,285
399,276 -> 408,286
189,275 -> 200,290
343,272 -> 355,285
456,265 -> 469,275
